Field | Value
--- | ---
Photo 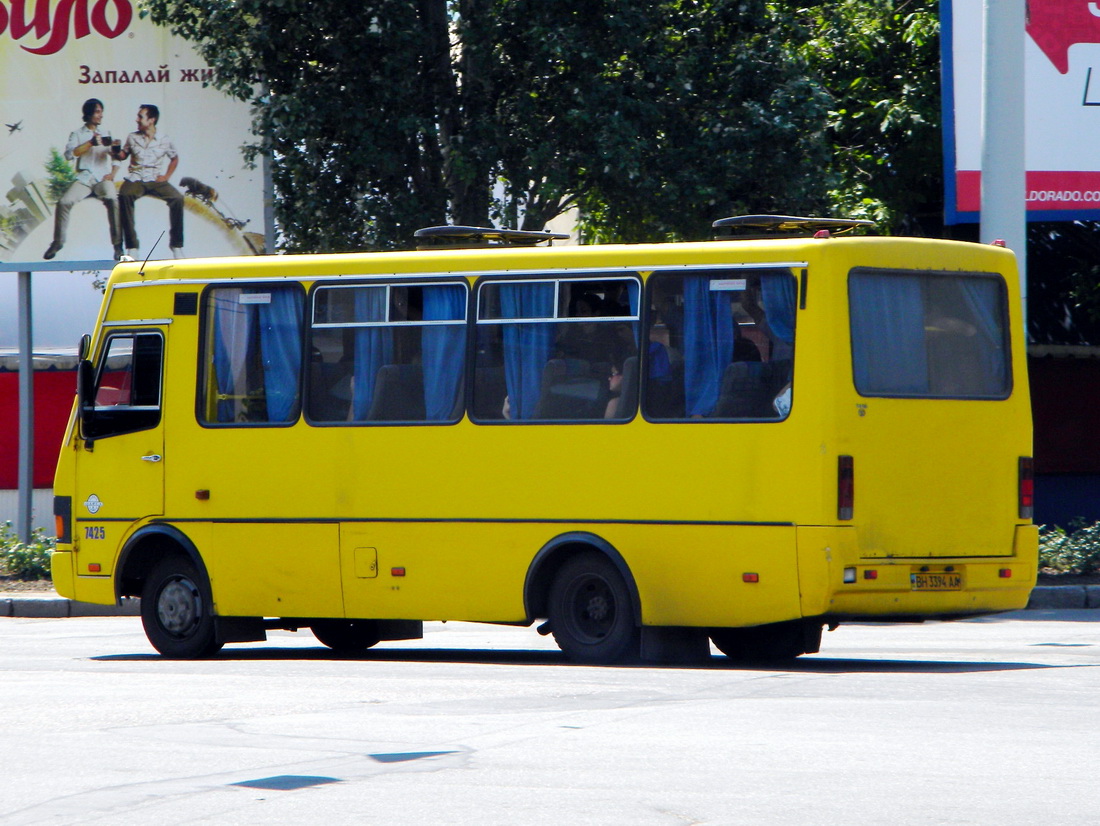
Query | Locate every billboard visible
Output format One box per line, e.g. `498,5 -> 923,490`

943,0 -> 1100,223
0,0 -> 264,266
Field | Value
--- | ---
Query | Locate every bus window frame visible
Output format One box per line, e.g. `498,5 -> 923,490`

304,276 -> 471,428
470,272 -> 644,426
81,328 -> 165,441
639,265 -> 801,425
846,267 -> 1014,402
195,280 -> 308,429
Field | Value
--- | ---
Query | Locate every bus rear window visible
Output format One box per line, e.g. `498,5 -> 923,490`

849,268 -> 1010,399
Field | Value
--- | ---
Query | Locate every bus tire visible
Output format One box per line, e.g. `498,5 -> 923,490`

311,619 -> 382,653
141,557 -> 222,659
548,552 -> 640,664
710,620 -> 821,662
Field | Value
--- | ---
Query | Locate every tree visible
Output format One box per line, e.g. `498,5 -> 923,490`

777,0 -> 943,234
144,0 -> 834,250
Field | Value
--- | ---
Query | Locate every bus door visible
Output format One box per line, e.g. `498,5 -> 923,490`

74,327 -> 167,574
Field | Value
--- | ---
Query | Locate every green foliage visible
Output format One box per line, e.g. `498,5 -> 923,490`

143,0 -> 833,249
0,522 -> 55,581
44,148 -> 77,202
775,0 -> 943,235
1038,520 -> 1100,576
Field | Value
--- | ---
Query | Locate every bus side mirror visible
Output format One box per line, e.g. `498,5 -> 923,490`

77,358 -> 97,433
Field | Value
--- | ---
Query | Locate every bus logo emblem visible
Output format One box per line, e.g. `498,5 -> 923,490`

83,494 -> 104,514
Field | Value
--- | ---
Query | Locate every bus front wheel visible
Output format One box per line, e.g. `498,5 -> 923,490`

141,557 -> 222,658
311,619 -> 382,653
548,552 -> 639,664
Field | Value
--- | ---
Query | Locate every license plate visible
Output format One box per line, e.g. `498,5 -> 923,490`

910,572 -> 962,591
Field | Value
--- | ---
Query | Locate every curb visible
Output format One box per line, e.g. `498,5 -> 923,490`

3,587 -> 1099,618
1026,585 -> 1100,610
0,595 -> 140,618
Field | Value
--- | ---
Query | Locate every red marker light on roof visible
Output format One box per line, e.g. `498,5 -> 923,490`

813,229 -> 831,239
991,239 -> 1007,247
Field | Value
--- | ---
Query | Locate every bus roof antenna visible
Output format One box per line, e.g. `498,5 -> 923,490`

138,231 -> 166,277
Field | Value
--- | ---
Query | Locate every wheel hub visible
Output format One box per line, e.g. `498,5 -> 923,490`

157,577 -> 200,636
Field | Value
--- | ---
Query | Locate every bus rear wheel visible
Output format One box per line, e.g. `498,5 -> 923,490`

710,620 -> 821,662
141,557 -> 222,658
548,552 -> 639,664
311,619 -> 382,653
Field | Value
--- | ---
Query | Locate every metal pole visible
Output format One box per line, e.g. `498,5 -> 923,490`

261,82 -> 276,256
16,271 -> 34,543
980,0 -> 1028,332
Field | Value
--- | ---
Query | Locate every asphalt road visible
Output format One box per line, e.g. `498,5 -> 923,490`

1,611 -> 1099,825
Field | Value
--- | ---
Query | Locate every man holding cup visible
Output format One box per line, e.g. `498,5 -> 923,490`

43,98 -> 123,261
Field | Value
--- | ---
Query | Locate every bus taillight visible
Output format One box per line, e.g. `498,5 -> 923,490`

838,455 -> 854,521
1019,456 -> 1034,519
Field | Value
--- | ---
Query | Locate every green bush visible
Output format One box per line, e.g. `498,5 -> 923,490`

0,522 -> 55,581
1038,520 -> 1100,576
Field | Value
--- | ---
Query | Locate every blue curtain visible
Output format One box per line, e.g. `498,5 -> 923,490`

256,288 -> 305,422
761,272 -> 796,346
958,277 -> 1008,394
351,287 -> 393,419
850,273 -> 928,394
501,283 -> 555,419
682,276 -> 735,416
212,289 -> 249,422
421,285 -> 466,419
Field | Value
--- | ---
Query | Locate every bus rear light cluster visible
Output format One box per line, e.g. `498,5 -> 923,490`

838,455 -> 854,521
842,567 -> 878,583
999,568 -> 1013,579
1019,457 -> 1034,519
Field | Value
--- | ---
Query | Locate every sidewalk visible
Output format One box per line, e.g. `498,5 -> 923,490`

1,586 -> 1097,619
1,591 -> 140,618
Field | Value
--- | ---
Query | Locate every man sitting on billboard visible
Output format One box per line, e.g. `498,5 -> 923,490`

116,104 -> 185,259
43,98 -> 123,261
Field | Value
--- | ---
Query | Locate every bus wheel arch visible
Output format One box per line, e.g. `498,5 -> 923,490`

525,533 -> 642,663
116,524 -> 209,601
117,525 -> 223,659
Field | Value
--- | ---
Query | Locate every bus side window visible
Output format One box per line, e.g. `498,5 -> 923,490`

472,276 -> 642,423
306,282 -> 466,425
643,269 -> 796,421
83,332 -> 163,440
200,285 -> 305,425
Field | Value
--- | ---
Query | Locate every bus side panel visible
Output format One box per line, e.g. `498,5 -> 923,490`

618,524 -> 801,628
336,523 -> 801,628
196,523 -> 343,618
339,522 -> 535,623
795,526 -> 856,617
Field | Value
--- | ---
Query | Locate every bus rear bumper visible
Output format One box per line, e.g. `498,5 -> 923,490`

824,560 -> 1035,618
799,525 -> 1038,620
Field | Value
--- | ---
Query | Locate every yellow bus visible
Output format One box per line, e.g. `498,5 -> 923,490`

51,217 -> 1037,663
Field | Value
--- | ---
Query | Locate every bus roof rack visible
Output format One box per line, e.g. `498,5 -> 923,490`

712,215 -> 875,239
414,225 -> 570,249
